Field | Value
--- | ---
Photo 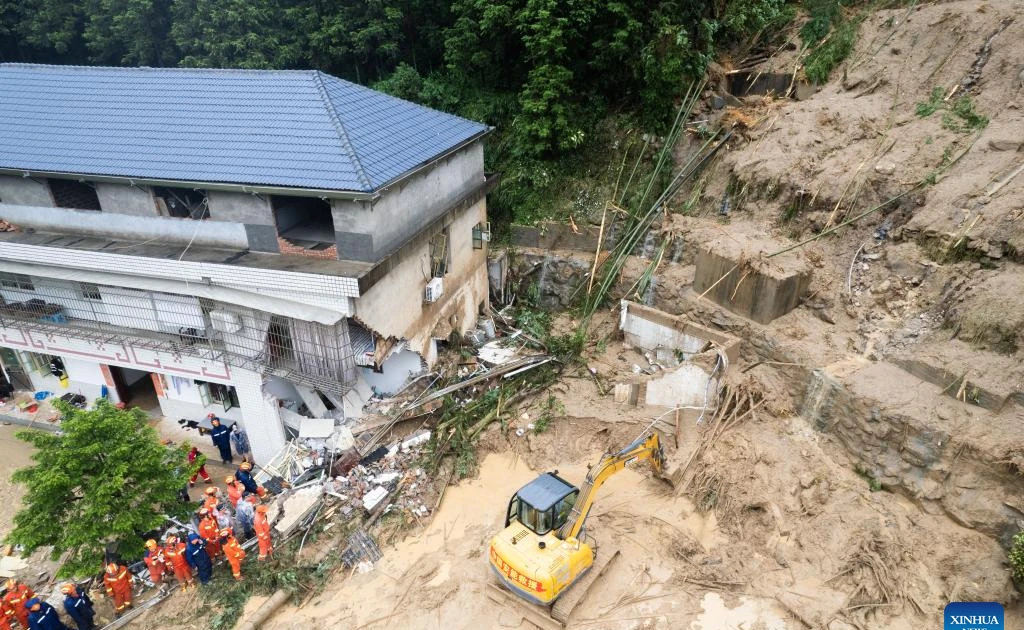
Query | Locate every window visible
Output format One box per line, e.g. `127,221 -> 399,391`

80,283 -> 102,301
153,186 -> 209,220
553,491 -> 578,531
49,179 -> 101,211
18,352 -> 53,376
429,228 -> 450,277
472,222 -> 491,249
196,380 -> 239,412
518,501 -> 553,535
0,273 -> 34,291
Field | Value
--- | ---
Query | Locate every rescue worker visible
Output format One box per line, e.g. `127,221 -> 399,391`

234,462 -> 265,497
185,533 -> 213,586
187,446 -> 211,487
224,476 -> 242,510
220,528 -> 246,581
142,540 -> 165,590
209,416 -> 233,464
235,493 -> 256,540
197,509 -> 222,559
2,579 -> 34,629
254,504 -> 273,561
25,598 -> 68,630
0,601 -> 10,630
60,583 -> 95,630
162,535 -> 194,591
202,487 -> 221,513
102,562 -> 133,618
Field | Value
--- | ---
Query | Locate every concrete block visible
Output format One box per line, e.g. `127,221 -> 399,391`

645,363 -> 718,409
95,182 -> 159,217
692,234 -> 811,324
619,300 -> 741,363
245,224 -> 280,252
336,231 -> 375,262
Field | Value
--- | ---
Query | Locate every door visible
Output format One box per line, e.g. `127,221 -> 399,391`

0,348 -> 32,390
107,365 -> 130,403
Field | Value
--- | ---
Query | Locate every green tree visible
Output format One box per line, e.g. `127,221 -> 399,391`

171,0 -> 303,69
83,0 -> 175,65
7,400 -> 196,577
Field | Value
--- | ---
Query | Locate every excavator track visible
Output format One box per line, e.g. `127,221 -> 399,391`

550,549 -> 622,624
486,583 -> 564,630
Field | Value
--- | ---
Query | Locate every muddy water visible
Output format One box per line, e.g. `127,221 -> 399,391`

263,451 -> 800,630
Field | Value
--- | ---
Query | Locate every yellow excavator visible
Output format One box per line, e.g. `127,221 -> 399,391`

487,431 -> 665,627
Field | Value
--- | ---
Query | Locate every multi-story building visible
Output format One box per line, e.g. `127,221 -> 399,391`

0,64 -> 494,461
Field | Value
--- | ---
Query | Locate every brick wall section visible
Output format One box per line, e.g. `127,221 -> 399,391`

276,237 -> 338,260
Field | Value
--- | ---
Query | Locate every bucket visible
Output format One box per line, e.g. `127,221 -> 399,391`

480,318 -> 496,339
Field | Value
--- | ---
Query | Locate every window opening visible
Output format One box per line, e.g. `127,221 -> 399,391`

271,195 -> 336,251
154,186 -> 209,220
0,273 -> 34,291
49,179 -> 101,211
267,315 -> 295,365
80,283 -> 102,301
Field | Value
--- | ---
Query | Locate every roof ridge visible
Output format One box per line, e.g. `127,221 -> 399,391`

311,70 -> 373,192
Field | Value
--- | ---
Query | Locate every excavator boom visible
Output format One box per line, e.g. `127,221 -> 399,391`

557,431 -> 664,541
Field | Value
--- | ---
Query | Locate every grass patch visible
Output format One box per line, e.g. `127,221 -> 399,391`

854,464 -> 882,492
805,18 -> 860,84
916,86 -> 988,131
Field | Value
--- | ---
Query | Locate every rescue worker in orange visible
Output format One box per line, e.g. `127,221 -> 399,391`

142,540 -> 165,589
203,487 -> 221,513
2,578 -> 34,629
162,535 -> 195,591
197,509 -> 222,559
102,562 -> 133,618
254,504 -> 273,560
0,601 -> 10,630
220,528 -> 246,580
224,476 -> 242,510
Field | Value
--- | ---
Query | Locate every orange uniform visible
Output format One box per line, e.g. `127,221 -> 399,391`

222,533 -> 246,579
143,548 -> 165,585
198,517 -> 222,558
225,481 -> 242,509
162,542 -> 194,588
0,606 -> 10,630
103,563 -> 133,614
2,581 -> 34,629
254,511 -> 273,560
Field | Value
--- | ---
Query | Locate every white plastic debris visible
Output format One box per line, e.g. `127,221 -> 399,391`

375,472 -> 400,485
401,430 -> 431,451
362,486 -> 389,512
356,560 -> 374,574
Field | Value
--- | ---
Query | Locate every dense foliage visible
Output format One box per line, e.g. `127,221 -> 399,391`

6,400 -> 195,577
0,0 -> 793,221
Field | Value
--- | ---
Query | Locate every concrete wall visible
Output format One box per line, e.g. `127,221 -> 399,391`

354,198 -> 489,362
333,142 -> 485,262
207,190 -> 274,224
0,203 -> 248,248
0,175 -> 53,207
95,182 -> 159,217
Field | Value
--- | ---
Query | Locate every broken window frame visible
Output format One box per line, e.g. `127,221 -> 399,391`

48,179 -> 102,211
429,228 -> 451,277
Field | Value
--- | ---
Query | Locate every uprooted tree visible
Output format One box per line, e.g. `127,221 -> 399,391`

6,399 -> 197,577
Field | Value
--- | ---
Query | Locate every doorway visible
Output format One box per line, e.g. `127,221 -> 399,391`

109,366 -> 160,413
0,348 -> 33,391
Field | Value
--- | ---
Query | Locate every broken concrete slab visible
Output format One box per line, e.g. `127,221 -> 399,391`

620,300 -> 740,364
691,234 -> 811,324
645,362 -> 721,409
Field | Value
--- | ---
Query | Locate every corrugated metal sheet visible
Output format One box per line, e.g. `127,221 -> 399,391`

0,64 -> 487,193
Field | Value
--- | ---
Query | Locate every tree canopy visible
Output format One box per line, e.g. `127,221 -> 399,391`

0,0 -> 795,220
7,399 -> 196,577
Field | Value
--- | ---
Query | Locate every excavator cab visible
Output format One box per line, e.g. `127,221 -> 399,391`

505,473 -> 579,536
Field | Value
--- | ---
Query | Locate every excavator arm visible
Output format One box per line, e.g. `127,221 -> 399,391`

557,431 -> 664,541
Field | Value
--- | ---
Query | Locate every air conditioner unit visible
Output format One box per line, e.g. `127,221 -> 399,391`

424,277 -> 444,303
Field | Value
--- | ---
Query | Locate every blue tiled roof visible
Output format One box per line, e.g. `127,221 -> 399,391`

0,64 -> 488,193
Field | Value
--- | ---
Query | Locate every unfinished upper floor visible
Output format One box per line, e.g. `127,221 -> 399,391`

0,64 -> 492,266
